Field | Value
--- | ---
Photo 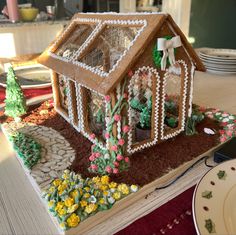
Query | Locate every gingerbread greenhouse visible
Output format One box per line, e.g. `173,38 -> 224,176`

38,12 -> 205,174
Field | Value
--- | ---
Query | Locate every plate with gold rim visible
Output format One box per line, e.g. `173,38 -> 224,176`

193,159 -> 236,235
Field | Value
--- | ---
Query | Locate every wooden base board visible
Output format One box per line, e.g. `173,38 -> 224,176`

1,123 -> 225,235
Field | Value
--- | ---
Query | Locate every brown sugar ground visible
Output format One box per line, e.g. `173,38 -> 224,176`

0,102 -> 220,186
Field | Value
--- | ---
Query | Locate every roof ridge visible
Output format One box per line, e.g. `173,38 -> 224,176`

77,12 -> 167,16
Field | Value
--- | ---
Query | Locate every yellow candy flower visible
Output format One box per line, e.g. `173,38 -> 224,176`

67,213 -> 80,227
49,186 -> 56,193
80,200 -> 88,208
92,176 -> 101,184
85,203 -> 98,214
55,202 -> 64,211
79,188 -> 83,196
58,183 -> 68,193
48,200 -> 55,209
117,184 -> 130,195
67,204 -> 79,213
70,190 -> 79,199
59,222 -> 66,230
84,186 -> 90,192
58,207 -> 66,216
62,172 -> 69,180
103,191 -> 109,196
109,182 -> 117,189
101,175 -> 110,185
65,197 -> 74,207
100,185 -> 108,191
84,193 -> 90,199
53,179 -> 62,187
99,198 -> 105,205
113,191 -> 122,200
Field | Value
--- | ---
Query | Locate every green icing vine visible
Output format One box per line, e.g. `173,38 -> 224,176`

9,131 -> 41,169
88,79 -> 130,175
4,67 -> 27,118
185,105 -> 205,136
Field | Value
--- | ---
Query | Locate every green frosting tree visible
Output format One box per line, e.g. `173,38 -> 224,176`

4,67 -> 27,119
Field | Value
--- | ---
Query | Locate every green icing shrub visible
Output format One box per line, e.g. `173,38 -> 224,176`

9,132 -> 41,169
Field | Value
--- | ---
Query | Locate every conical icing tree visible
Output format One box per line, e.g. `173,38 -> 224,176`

4,67 -> 27,119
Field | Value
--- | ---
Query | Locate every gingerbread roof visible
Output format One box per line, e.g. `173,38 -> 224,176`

38,13 -> 205,95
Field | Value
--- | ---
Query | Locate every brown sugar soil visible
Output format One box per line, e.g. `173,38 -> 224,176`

0,102 -> 220,187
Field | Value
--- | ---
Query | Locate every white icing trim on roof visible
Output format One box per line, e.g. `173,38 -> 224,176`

77,12 -> 167,16
72,19 -> 147,78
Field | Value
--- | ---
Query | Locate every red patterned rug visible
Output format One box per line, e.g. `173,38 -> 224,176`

116,186 -> 197,235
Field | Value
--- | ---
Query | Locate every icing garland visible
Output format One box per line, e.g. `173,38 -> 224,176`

127,66 -> 160,154
160,60 -> 188,140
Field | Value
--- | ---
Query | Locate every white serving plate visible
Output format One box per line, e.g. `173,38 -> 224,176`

193,159 -> 236,235
0,65 -> 51,89
197,48 -> 236,61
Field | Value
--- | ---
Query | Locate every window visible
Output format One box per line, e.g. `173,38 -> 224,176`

128,67 -> 160,152
77,25 -> 142,73
161,61 -> 188,139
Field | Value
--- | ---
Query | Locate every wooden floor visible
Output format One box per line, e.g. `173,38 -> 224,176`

0,71 -> 235,235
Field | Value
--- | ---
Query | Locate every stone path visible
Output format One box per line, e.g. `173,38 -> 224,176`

2,122 -> 75,189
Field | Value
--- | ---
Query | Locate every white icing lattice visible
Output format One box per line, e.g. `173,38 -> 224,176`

127,66 -> 160,154
160,60 -> 189,140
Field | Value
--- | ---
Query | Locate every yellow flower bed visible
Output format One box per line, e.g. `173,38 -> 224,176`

42,170 -> 139,231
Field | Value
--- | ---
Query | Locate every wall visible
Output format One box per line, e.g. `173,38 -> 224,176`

189,0 -> 236,49
0,22 -> 65,58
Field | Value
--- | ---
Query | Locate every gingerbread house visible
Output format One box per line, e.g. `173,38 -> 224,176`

38,12 -> 205,174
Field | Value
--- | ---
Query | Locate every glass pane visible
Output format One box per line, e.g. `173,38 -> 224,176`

163,64 -> 182,135
58,74 -> 69,114
55,24 -> 95,59
78,25 -> 141,73
129,69 -> 153,144
86,89 -> 106,142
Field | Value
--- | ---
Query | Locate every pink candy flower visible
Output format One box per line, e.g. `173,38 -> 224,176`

123,93 -> 128,99
116,154 -> 124,161
219,130 -> 225,135
128,70 -> 133,77
104,132 -> 110,139
111,145 -> 118,152
124,157 -> 130,163
226,130 -> 233,137
105,95 -> 111,103
113,161 -> 119,167
118,138 -> 125,146
91,164 -> 98,171
123,125 -> 130,133
105,166 -> 112,173
113,168 -> 119,174
220,136 -> 227,143
114,114 -> 121,122
95,152 -> 101,158
89,155 -> 95,161
90,133 -> 96,139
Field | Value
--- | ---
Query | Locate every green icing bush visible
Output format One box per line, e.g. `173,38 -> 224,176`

9,132 -> 41,169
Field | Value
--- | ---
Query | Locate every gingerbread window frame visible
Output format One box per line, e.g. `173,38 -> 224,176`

160,60 -> 189,140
